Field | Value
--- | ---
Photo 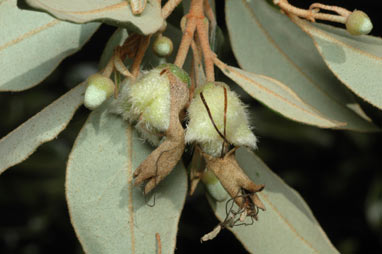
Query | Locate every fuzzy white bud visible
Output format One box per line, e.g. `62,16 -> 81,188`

186,82 -> 257,157
110,64 -> 190,145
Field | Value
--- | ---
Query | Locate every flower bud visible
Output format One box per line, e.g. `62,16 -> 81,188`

153,35 -> 173,58
185,82 -> 257,157
111,64 -> 190,145
84,74 -> 115,110
346,10 -> 373,35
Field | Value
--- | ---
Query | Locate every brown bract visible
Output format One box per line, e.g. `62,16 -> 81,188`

202,149 -> 266,217
133,71 -> 189,194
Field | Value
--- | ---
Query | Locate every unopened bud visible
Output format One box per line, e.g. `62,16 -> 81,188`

153,35 -> 173,58
346,10 -> 373,35
186,82 -> 257,157
84,74 -> 114,110
111,64 -> 190,144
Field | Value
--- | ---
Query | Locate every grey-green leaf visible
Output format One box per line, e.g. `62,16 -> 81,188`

215,60 -> 342,128
225,0 -> 376,131
292,17 -> 382,110
208,148 -> 339,254
19,0 -> 163,35
0,1 -> 99,91
0,83 -> 86,175
66,106 -> 187,254
99,28 -> 129,70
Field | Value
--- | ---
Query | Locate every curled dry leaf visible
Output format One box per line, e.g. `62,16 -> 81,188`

203,149 -> 265,217
133,72 -> 189,194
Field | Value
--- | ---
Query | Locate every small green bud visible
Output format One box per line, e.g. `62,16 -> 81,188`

84,74 -> 115,110
346,10 -> 373,35
185,82 -> 257,157
153,35 -> 173,57
201,170 -> 228,201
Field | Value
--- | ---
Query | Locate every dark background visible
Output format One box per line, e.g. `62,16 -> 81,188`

1,1 -> 381,253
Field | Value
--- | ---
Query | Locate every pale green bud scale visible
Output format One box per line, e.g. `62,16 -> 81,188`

201,170 -> 228,202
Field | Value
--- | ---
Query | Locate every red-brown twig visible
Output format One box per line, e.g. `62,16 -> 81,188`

275,0 -> 351,23
131,36 -> 151,80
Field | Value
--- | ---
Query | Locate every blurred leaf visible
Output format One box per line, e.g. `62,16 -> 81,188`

66,106 -> 188,254
0,83 -> 86,175
18,0 -> 163,35
215,60 -> 342,128
99,28 -> 128,70
208,148 -> 339,254
0,1 -> 99,91
225,0 -> 376,131
292,17 -> 382,110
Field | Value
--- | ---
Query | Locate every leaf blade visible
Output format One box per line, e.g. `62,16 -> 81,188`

19,0 -> 163,35
66,107 -> 187,254
215,60 -> 342,128
225,0 -> 376,131
208,148 -> 339,254
0,83 -> 86,174
0,1 -> 99,91
292,17 -> 382,110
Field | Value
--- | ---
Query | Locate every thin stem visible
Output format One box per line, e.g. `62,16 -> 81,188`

275,0 -> 350,23
162,0 -> 182,19
100,56 -> 114,77
309,3 -> 351,17
203,0 -> 217,51
200,92 -> 230,144
220,87 -> 228,157
114,48 -> 133,78
174,16 -> 197,67
196,18 -> 214,82
131,36 -> 151,79
190,37 -> 205,87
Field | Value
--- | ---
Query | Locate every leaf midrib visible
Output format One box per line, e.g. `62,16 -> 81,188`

229,0 -> 362,121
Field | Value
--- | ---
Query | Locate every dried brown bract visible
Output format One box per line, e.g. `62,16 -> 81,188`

202,149 -> 265,217
133,71 -> 189,194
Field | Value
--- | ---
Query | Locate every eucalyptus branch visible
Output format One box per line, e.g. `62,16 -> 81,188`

274,0 -> 350,23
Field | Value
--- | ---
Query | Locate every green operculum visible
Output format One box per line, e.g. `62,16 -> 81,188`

185,82 -> 257,157
84,74 -> 115,110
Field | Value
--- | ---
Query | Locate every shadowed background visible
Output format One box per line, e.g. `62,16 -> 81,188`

1,1 -> 381,253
